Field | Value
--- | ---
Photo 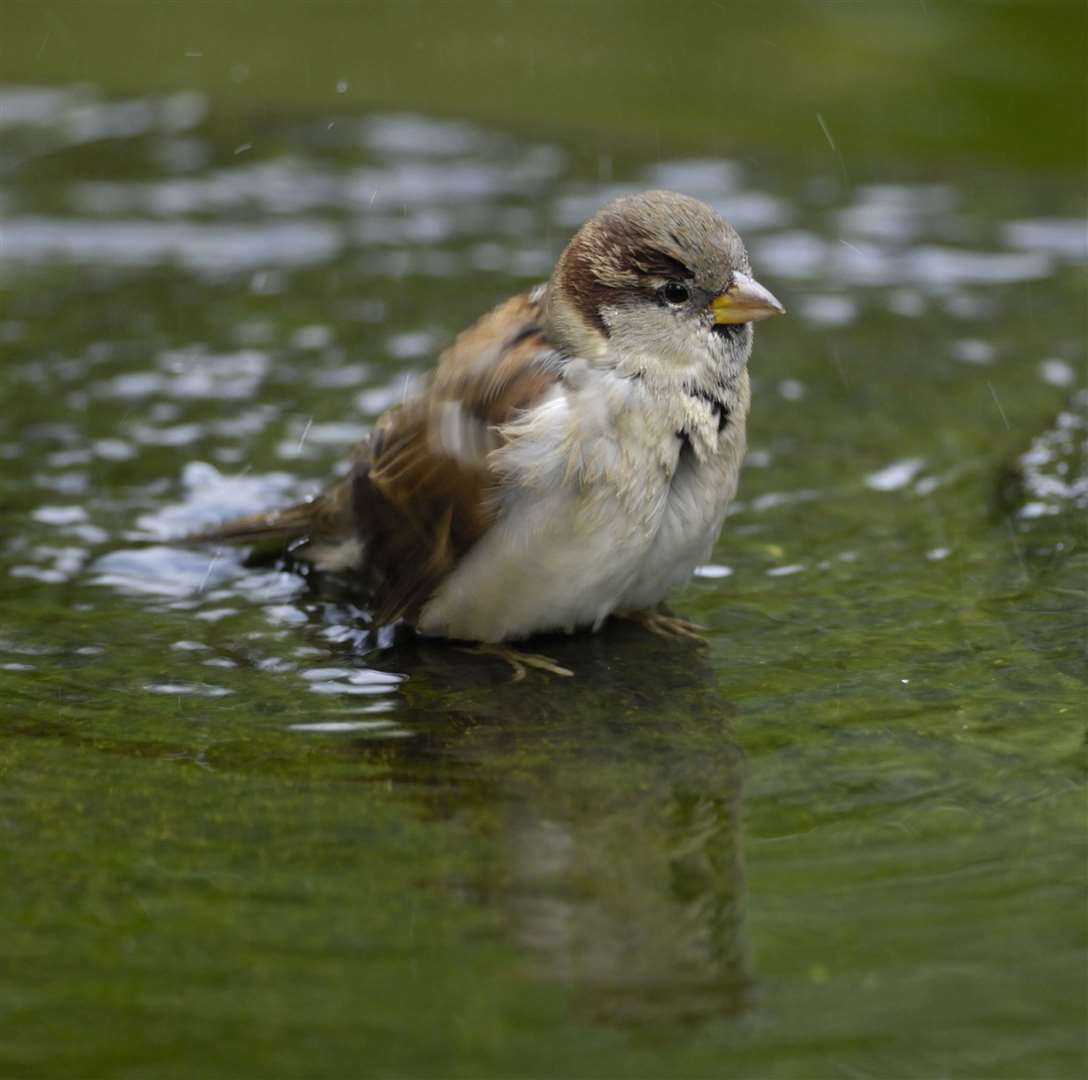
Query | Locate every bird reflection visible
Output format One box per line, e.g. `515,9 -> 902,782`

344,621 -> 752,1026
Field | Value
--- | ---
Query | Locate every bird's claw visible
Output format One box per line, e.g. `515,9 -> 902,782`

617,610 -> 708,644
458,643 -> 574,681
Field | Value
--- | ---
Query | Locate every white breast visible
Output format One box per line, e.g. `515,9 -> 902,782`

615,365 -> 749,613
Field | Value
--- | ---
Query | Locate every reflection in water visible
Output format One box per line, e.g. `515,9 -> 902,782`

351,631 -> 751,1024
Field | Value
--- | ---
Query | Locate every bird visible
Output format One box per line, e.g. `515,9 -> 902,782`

189,190 -> 785,677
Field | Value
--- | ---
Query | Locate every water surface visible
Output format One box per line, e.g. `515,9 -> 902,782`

1,5 -> 1085,1078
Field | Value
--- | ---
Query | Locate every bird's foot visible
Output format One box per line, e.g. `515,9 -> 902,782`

617,609 -> 708,644
458,643 -> 574,681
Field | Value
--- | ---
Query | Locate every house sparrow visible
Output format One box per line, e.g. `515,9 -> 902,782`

192,190 -> 784,675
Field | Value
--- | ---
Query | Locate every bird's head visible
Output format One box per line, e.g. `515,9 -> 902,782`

544,189 -> 784,374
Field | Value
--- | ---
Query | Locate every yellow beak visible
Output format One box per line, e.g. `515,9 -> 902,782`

711,272 -> 786,325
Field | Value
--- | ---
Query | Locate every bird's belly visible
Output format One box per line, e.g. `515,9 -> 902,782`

618,451 -> 739,611
416,486 -> 660,643
417,396 -> 744,642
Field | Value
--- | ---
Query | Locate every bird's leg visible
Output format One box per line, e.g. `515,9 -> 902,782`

616,608 -> 708,644
457,643 -> 574,681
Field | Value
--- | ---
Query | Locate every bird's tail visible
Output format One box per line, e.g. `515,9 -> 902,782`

182,472 -> 356,550
183,500 -> 320,545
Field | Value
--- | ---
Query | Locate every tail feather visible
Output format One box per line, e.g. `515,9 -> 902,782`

183,501 -> 320,545
182,472 -> 356,548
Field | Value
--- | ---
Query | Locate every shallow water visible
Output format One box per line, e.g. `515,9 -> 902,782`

1,5 -> 1086,1078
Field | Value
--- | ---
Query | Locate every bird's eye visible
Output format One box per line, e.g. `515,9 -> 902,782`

661,281 -> 690,306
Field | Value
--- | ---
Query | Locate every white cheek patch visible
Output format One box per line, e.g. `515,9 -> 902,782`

601,302 -> 720,376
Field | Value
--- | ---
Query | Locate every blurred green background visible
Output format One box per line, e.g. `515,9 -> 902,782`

4,0 -> 1084,174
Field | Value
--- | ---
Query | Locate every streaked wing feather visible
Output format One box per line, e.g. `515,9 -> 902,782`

355,291 -> 563,624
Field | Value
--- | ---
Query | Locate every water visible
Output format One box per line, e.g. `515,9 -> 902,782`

1,4 -> 1086,1077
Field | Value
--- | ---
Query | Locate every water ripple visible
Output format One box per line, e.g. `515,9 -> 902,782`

1,217 -> 341,274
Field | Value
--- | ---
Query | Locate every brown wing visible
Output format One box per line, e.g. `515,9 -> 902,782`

354,291 -> 564,624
